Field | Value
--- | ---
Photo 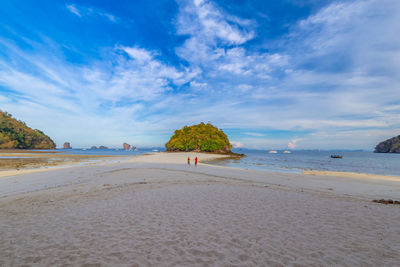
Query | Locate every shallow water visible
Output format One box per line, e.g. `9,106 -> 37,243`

54,148 -> 162,156
207,149 -> 400,176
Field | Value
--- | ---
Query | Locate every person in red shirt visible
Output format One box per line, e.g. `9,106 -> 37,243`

187,157 -> 190,165
195,157 -> 198,166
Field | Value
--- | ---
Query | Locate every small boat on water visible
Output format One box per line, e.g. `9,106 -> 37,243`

283,150 -> 291,154
330,155 -> 343,158
268,150 -> 278,154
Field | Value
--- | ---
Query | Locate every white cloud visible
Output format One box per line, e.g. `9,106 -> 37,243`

66,4 -> 81,17
122,47 -> 153,63
177,0 -> 255,45
190,81 -> 207,87
175,1 -> 289,91
175,0 -> 258,67
231,141 -> 244,148
65,3 -> 117,22
245,132 -> 264,137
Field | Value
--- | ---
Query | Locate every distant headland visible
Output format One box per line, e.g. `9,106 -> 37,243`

374,135 -> 400,153
165,122 -> 234,154
0,111 -> 56,149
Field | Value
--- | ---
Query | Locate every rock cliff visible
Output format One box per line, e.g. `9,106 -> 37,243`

123,143 -> 131,150
374,135 -> 400,153
63,142 -> 72,149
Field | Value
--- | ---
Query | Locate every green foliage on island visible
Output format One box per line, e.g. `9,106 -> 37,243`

0,110 -> 56,149
374,135 -> 400,153
165,122 -> 232,153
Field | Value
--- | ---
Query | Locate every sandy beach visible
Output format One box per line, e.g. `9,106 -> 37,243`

1,152 -> 399,266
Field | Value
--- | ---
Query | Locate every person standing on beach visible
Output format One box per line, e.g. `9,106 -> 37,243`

187,156 -> 190,165
195,157 -> 198,166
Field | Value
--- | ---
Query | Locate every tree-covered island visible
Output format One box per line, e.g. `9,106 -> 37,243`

0,110 -> 56,149
165,122 -> 234,153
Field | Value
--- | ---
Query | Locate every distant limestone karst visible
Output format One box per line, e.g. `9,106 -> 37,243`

90,145 -> 108,149
123,143 -> 131,150
374,135 -> 400,153
123,143 -> 136,150
0,110 -> 56,149
63,142 -> 72,149
165,122 -> 232,153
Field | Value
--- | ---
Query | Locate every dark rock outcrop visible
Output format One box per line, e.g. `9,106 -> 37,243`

123,143 -> 131,150
374,135 -> 400,153
0,110 -> 56,149
91,145 -> 109,149
63,142 -> 72,149
373,199 -> 400,205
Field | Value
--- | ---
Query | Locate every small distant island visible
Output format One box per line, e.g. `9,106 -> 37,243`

0,110 -> 56,149
90,146 -> 108,149
165,122 -> 233,153
123,143 -> 137,151
63,142 -> 72,149
374,135 -> 400,153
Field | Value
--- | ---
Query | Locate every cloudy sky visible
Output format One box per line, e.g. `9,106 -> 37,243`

0,0 -> 399,149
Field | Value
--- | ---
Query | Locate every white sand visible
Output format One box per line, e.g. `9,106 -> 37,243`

0,152 -> 399,266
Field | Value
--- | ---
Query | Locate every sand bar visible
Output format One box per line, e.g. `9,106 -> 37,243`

0,152 -> 399,266
303,169 -> 400,181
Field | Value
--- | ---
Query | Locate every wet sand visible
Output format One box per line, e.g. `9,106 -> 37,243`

0,152 -> 399,266
0,150 -> 122,176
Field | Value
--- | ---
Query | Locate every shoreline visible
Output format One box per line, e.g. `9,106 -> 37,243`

0,153 -> 132,178
1,151 -> 400,181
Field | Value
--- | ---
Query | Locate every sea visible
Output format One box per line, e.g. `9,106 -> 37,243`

27,148 -> 400,176
210,149 -> 400,176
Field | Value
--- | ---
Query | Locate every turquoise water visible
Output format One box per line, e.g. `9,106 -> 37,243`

208,149 -> 400,176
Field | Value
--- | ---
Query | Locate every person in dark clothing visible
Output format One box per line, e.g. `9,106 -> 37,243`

187,157 -> 190,165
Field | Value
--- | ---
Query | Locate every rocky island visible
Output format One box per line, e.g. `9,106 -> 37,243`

63,142 -> 72,149
374,135 -> 400,153
123,143 -> 131,150
123,143 -> 137,151
165,122 -> 233,153
0,111 -> 56,149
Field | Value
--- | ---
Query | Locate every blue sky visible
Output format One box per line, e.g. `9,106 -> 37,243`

0,0 -> 399,149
